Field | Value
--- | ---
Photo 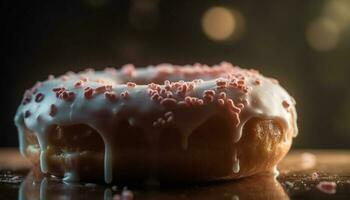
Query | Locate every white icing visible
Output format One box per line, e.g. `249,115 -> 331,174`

14,63 -> 297,183
233,148 -> 240,173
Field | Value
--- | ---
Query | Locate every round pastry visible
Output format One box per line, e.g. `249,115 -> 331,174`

14,62 -> 298,183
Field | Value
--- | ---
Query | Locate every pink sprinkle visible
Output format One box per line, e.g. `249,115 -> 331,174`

316,181 -> 336,194
167,115 -> 174,122
237,80 -> 245,85
204,90 -> 215,96
311,172 -> 319,180
95,86 -> 107,94
152,121 -> 159,127
84,87 -> 94,99
74,81 -> 84,89
80,76 -> 88,82
121,189 -> 134,200
217,99 -> 225,106
48,74 -> 55,80
122,64 -> 135,77
219,92 -> 227,99
177,101 -> 188,106
151,93 -> 162,102
237,103 -> 244,109
104,67 -> 117,74
185,96 -> 194,105
232,112 -> 240,127
282,100 -> 290,109
60,91 -> 75,101
160,98 -> 177,107
216,79 -> 227,86
49,104 -> 57,116
35,93 -> 44,102
52,87 -> 65,92
227,99 -> 241,113
164,111 -> 173,118
113,194 -> 121,200
105,91 -> 118,102
203,95 -> 214,103
127,82 -> 136,88
121,91 -> 129,99
196,99 -> 204,105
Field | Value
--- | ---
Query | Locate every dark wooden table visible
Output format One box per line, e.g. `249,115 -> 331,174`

0,148 -> 349,199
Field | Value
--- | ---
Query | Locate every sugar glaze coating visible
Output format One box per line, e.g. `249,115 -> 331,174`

14,62 -> 297,183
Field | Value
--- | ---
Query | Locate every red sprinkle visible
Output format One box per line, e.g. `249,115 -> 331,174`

52,87 -> 65,92
95,86 -> 107,94
74,81 -> 84,89
122,64 -> 135,77
217,99 -> 225,106
127,82 -> 136,88
227,99 -> 241,113
35,93 -> 44,102
282,100 -> 290,108
160,98 -> 177,107
59,91 -> 75,101
84,87 -> 94,99
219,92 -> 227,99
204,90 -> 215,96
49,104 -> 57,116
316,181 -> 336,194
121,91 -> 129,99
105,91 -> 118,102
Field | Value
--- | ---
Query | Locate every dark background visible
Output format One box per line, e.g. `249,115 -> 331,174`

1,0 -> 350,149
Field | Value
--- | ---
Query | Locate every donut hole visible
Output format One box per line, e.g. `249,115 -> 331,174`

237,118 -> 289,176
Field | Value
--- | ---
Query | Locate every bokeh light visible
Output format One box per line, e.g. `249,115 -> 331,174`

201,6 -> 244,41
324,0 -> 350,30
306,0 -> 350,52
306,18 -> 340,52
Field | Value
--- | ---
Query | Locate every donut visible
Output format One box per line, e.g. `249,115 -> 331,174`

14,62 -> 298,183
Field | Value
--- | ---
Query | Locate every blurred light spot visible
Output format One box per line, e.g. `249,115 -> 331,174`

324,0 -> 350,30
202,7 -> 244,41
84,0 -> 109,7
129,0 -> 159,30
306,18 -> 340,52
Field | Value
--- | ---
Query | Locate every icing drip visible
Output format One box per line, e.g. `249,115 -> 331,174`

40,178 -> 48,200
63,153 -> 81,182
14,62 -> 297,183
233,148 -> 240,173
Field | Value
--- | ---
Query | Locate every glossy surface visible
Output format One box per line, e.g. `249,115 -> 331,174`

0,149 -> 349,199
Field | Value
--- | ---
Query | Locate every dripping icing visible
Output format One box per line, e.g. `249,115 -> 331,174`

14,63 -> 297,183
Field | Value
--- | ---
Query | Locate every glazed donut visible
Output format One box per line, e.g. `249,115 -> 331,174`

14,62 -> 298,183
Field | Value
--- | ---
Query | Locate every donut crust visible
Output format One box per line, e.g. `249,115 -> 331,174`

24,117 -> 293,182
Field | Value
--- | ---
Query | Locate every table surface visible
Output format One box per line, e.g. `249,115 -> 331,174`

0,148 -> 349,200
